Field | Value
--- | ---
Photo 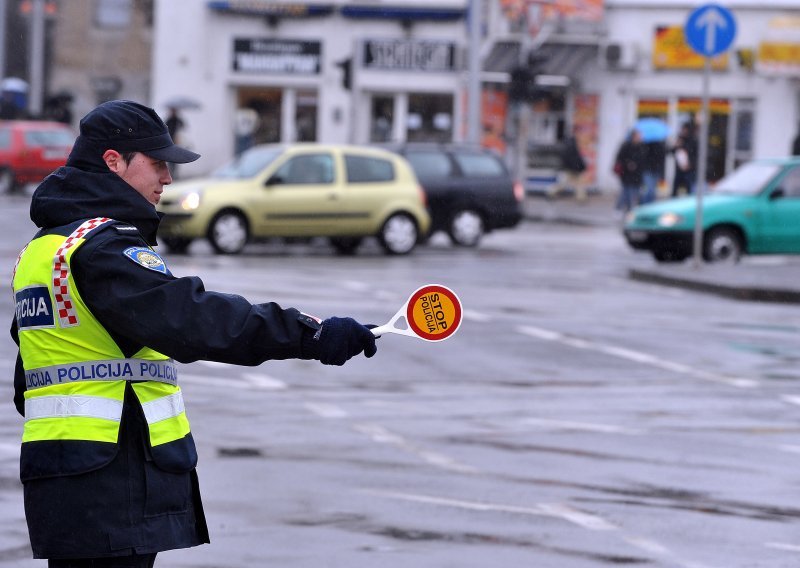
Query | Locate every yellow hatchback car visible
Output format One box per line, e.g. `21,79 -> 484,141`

156,143 -> 430,255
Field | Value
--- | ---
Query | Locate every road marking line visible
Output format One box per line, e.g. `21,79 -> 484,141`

781,395 -> 800,407
766,542 -> 800,552
463,309 -> 492,322
353,424 -> 478,474
517,325 -> 758,388
363,489 -> 616,530
304,402 -> 349,419
242,373 -> 287,390
520,417 -> 640,435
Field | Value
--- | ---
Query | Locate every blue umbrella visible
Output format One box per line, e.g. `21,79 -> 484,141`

634,117 -> 670,142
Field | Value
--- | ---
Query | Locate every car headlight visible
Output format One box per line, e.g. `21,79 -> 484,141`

180,191 -> 202,211
657,212 -> 684,227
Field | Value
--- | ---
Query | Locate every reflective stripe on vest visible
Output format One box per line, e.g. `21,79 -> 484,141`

51,217 -> 112,328
24,358 -> 179,390
15,219 -> 193,450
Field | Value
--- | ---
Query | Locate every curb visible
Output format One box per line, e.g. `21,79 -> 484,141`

628,268 -> 800,304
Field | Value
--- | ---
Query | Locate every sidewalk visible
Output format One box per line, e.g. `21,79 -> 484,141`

523,192 -> 800,304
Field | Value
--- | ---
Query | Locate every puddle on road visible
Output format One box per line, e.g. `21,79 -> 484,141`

285,513 -> 649,564
217,447 -> 263,458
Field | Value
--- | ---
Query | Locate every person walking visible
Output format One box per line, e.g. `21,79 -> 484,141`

10,100 -> 378,567
163,106 -> 185,178
640,140 -> 666,205
554,126 -> 588,201
614,129 -> 645,213
671,122 -> 699,197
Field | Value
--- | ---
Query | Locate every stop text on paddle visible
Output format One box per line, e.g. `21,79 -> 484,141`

371,284 -> 462,341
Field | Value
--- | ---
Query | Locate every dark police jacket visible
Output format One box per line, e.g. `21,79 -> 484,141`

10,164 -> 321,559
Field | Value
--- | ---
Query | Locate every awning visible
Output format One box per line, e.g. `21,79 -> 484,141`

483,41 -> 599,81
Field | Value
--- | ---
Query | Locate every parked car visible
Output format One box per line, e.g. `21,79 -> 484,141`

0,120 -> 74,193
624,157 -> 800,263
156,143 -> 430,255
387,143 -> 525,246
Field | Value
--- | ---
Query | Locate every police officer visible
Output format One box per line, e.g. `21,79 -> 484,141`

10,100 -> 378,567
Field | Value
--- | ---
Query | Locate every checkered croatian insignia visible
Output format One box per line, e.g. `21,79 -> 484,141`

53,217 -> 112,328
123,247 -> 169,274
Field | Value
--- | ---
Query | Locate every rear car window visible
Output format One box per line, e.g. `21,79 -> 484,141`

25,129 -> 73,147
405,151 -> 452,179
452,152 -> 506,177
345,154 -> 395,183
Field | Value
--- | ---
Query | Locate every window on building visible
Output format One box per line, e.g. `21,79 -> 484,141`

370,96 -> 394,143
344,155 -> 394,183
95,0 -> 132,28
295,91 -> 317,142
407,94 -> 453,142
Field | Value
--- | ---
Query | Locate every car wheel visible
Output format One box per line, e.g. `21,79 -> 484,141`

447,209 -> 484,247
378,213 -> 418,255
208,211 -> 249,255
652,250 -> 688,263
703,226 -> 742,263
0,168 -> 15,194
161,237 -> 193,255
329,237 -> 363,255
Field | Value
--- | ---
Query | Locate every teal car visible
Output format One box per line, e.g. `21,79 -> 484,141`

624,158 -> 800,262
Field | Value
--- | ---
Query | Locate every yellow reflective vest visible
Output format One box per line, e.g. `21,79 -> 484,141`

13,217 -> 195,478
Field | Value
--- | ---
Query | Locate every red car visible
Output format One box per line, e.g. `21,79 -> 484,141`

0,120 -> 74,193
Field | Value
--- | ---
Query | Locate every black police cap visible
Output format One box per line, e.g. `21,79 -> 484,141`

78,100 -> 200,164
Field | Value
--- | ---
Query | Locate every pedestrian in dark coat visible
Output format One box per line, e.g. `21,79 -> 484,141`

614,129 -> 645,212
671,122 -> 699,197
11,100 -> 378,567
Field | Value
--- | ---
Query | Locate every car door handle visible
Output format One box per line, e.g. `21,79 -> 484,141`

328,193 -> 339,200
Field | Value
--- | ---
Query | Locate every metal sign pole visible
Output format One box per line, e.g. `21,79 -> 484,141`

692,57 -> 711,268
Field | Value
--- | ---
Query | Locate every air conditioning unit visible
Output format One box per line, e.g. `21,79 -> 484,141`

600,42 -> 639,71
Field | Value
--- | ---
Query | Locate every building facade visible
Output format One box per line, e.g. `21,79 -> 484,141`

142,0 -> 800,190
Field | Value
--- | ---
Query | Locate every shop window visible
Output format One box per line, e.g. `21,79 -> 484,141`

295,91 -> 317,142
370,96 -> 394,143
273,154 -> 334,185
237,88 -> 282,145
344,155 -> 394,183
407,94 -> 453,142
95,0 -> 132,28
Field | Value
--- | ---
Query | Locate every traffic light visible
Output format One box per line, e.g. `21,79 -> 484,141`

509,66 -> 534,103
337,58 -> 353,90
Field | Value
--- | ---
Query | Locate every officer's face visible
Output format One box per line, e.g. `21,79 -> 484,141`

115,152 -> 173,206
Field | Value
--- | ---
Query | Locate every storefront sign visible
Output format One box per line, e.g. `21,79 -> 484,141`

757,16 -> 800,75
653,25 -> 728,70
363,40 -> 455,72
233,38 -> 321,74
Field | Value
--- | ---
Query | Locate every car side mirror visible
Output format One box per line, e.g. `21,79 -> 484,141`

770,187 -> 785,200
265,175 -> 283,187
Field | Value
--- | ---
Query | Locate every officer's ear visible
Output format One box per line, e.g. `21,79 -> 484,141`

103,150 -> 124,174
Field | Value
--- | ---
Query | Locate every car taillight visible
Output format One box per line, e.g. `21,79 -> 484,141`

513,180 -> 525,202
418,185 -> 428,206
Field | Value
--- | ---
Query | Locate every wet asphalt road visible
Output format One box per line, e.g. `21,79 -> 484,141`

1,194 -> 799,567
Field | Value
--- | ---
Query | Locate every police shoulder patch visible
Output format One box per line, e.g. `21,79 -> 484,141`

123,247 -> 170,274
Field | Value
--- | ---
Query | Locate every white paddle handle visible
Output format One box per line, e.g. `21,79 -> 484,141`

370,303 -> 417,337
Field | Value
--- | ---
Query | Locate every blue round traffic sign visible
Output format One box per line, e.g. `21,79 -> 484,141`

685,4 -> 737,57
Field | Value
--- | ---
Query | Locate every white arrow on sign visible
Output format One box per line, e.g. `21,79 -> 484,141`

696,6 -> 728,54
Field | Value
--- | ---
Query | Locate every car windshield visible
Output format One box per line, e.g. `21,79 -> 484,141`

712,162 -> 781,196
25,129 -> 73,147
212,146 -> 283,179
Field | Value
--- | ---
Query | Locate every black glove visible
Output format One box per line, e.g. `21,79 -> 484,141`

302,317 -> 377,366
